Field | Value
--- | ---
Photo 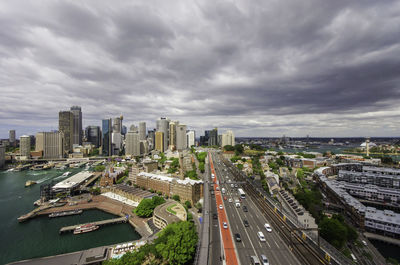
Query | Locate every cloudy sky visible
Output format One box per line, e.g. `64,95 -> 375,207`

1,0 -> 400,138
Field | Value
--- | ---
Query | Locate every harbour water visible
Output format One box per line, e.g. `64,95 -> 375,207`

0,168 -> 140,265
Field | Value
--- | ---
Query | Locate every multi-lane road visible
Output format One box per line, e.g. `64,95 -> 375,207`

207,151 -> 301,265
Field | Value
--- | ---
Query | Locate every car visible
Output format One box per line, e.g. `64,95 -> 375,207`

235,233 -> 241,242
224,196 -> 227,200
243,219 -> 249,227
243,205 -> 248,212
235,184 -> 238,188
250,255 -> 261,265
216,187 -> 220,191
228,198 -> 233,203
257,231 -> 266,242
362,240 -> 368,246
213,213 -> 218,220
223,222 -> 228,229
260,254 -> 269,265
231,183 -> 234,187
219,204 -> 223,210
264,223 -> 272,232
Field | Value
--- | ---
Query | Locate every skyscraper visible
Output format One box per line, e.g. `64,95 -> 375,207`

113,116 -> 123,133
155,131 -> 164,152
169,121 -> 177,150
9,130 -> 16,147
208,128 -> 218,146
102,119 -> 112,156
156,117 -> 169,152
186,130 -> 195,147
35,132 -> 64,159
139,122 -> 146,141
59,111 -> 74,155
85,126 -> 101,147
126,131 -> 140,156
221,130 -> 235,147
70,106 -> 82,146
147,129 -> 156,150
20,135 -> 31,158
176,124 -> 187,150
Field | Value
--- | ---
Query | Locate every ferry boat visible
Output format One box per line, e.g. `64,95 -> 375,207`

25,180 -> 37,187
73,224 -> 99,234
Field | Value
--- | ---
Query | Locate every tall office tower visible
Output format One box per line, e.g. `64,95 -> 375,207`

140,140 -> 149,155
208,128 -> 218,146
35,132 -> 64,159
9,130 -> 16,147
70,106 -> 82,145
102,119 -> 112,156
59,111 -> 74,154
126,131 -> 140,156
186,130 -> 195,147
221,130 -> 235,147
86,126 -> 101,147
113,116 -> 123,133
147,129 -> 156,150
29,135 -> 35,148
0,144 -> 5,168
176,124 -> 187,150
155,131 -> 164,152
20,135 -> 31,158
139,122 -> 146,141
168,121 -> 178,150
156,117 -> 169,152
121,125 -> 127,136
112,132 -> 122,155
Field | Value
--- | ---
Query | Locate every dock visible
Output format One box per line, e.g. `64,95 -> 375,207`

59,216 -> 128,234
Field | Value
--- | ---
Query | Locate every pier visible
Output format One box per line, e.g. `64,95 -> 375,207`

59,216 -> 128,234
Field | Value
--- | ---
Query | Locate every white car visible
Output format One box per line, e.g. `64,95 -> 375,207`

264,223 -> 272,232
219,204 -> 223,210
228,198 -> 233,203
260,254 -> 269,265
223,222 -> 228,229
257,231 -> 266,242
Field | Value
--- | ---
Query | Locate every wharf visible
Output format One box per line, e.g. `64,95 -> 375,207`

59,216 -> 128,234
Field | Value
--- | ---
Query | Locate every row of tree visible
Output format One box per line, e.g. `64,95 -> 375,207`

105,221 -> 198,265
134,196 -> 166,218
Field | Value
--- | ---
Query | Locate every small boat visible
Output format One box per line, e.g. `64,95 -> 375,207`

25,180 -> 37,187
73,223 -> 99,234
62,171 -> 71,177
49,209 -> 82,218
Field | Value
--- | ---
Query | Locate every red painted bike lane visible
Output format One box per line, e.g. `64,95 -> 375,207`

209,152 -> 239,265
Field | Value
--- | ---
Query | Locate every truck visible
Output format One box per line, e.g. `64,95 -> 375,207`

235,198 -> 240,208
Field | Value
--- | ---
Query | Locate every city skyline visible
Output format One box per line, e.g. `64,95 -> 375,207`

1,1 -> 400,138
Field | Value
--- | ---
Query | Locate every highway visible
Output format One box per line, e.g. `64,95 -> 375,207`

209,152 -> 301,265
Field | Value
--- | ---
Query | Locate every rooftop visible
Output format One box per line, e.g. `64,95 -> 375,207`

52,171 -> 94,190
138,172 -> 203,185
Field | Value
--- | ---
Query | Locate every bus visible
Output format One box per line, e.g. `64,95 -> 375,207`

238,188 -> 245,199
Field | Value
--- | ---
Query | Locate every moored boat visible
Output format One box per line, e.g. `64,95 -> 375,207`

25,180 -> 37,187
73,223 -> 99,234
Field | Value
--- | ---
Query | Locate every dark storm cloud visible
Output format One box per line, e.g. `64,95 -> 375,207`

0,0 -> 400,138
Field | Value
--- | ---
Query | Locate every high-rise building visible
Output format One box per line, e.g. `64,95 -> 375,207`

112,132 -> 122,155
147,129 -> 156,150
70,106 -> 82,146
121,125 -> 127,136
221,130 -> 235,147
156,117 -> 169,152
35,132 -> 64,159
169,121 -> 178,150
85,126 -> 101,147
139,122 -> 146,141
0,144 -> 5,168
140,140 -> 149,155
59,111 -> 74,154
102,119 -> 112,156
126,131 -> 140,156
113,116 -> 123,133
20,135 -> 31,158
186,130 -> 195,147
208,128 -> 218,146
155,131 -> 164,152
9,130 -> 16,147
176,124 -> 187,150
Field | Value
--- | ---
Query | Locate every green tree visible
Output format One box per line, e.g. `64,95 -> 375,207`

223,145 -> 234,151
155,221 -> 198,265
172,195 -> 180,202
237,164 -> 244,170
94,165 -> 105,172
320,217 -> 347,249
198,162 -> 205,173
185,200 -> 192,209
234,144 -> 244,155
